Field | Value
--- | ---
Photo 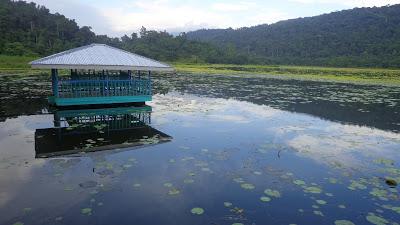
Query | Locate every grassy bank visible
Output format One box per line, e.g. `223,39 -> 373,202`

174,63 -> 400,85
1,55 -> 400,85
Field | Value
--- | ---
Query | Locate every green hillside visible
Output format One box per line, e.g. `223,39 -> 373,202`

187,5 -> 400,68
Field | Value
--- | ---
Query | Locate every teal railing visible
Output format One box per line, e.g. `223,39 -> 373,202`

57,79 -> 151,98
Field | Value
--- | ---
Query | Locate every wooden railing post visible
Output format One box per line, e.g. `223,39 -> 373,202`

51,69 -> 59,97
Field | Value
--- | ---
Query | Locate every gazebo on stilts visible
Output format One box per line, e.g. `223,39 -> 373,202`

30,43 -> 173,107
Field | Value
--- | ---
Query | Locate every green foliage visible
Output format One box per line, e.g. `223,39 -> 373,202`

0,0 -> 247,64
1,0 -> 400,68
187,5 -> 400,68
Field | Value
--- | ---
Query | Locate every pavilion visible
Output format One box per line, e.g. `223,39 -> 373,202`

30,43 -> 174,106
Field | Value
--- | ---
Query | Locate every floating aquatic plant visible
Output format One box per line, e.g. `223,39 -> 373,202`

348,180 -> 367,190
313,210 -> 324,216
366,213 -> 388,225
184,179 -> 194,184
316,200 -> 327,205
81,208 -> 92,215
329,178 -> 338,184
224,202 -> 233,207
334,220 -> 355,225
304,186 -> 322,194
13,222 -> 24,225
233,178 -> 244,183
369,188 -> 388,201
241,183 -> 255,190
122,164 -> 133,168
260,196 -> 271,202
168,188 -> 180,195
23,208 -> 31,213
264,189 -> 281,198
190,207 -> 204,215
293,180 -> 306,186
373,158 -> 395,167
164,182 -> 173,187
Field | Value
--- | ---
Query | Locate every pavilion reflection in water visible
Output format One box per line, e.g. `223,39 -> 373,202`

35,106 -> 171,158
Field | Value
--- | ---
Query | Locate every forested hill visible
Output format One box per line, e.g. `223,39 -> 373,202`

1,0 -> 400,68
187,5 -> 400,68
0,0 -> 246,64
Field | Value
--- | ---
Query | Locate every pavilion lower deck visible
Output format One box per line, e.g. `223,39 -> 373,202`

49,69 -> 152,106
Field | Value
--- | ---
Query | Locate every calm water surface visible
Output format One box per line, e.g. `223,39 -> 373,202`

0,73 -> 399,225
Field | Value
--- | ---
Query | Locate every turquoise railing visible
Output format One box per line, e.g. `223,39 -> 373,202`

57,79 -> 151,98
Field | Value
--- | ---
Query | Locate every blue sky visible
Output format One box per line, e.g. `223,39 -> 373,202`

30,0 -> 400,37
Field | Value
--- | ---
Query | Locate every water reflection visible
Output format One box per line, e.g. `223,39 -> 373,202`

152,74 -> 400,132
35,106 -> 172,158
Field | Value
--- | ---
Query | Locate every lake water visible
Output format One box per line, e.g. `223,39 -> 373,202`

0,73 -> 399,225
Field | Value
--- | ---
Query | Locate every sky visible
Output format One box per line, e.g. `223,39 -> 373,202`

29,0 -> 400,37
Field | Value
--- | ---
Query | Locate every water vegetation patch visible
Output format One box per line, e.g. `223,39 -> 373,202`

264,189 -> 281,198
241,183 -> 255,190
366,213 -> 388,225
81,208 -> 92,216
334,220 -> 355,225
260,196 -> 271,202
190,207 -> 204,215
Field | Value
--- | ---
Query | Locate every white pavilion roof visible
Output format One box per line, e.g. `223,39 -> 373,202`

30,43 -> 174,72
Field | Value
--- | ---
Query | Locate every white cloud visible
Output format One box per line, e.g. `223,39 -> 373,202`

211,2 -> 256,12
99,0 -> 289,34
29,0 -> 400,37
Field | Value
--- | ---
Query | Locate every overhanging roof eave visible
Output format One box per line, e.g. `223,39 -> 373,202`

30,64 -> 175,72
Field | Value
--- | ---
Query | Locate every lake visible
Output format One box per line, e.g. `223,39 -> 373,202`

0,73 -> 399,225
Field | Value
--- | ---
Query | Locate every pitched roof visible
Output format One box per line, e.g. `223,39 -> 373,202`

30,43 -> 174,72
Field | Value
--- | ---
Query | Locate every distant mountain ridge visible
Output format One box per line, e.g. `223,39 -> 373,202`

187,5 -> 400,67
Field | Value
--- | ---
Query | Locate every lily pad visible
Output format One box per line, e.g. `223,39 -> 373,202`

168,188 -> 180,195
369,188 -> 388,200
81,208 -> 92,215
164,182 -> 173,187
260,196 -> 271,202
13,222 -> 24,225
191,207 -> 204,215
293,180 -> 306,186
335,220 -> 355,225
304,186 -> 322,194
241,183 -> 255,190
366,213 -> 388,225
348,180 -> 367,190
313,210 -> 324,216
233,177 -> 244,183
316,200 -> 327,205
133,183 -> 141,188
23,208 -> 32,213
264,189 -> 281,198
224,202 -> 233,207
184,179 -> 194,184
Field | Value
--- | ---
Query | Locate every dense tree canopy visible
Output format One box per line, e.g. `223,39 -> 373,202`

187,5 -> 400,68
1,0 -> 400,67
0,0 -> 249,64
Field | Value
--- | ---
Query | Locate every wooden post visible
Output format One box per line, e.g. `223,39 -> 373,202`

51,69 -> 59,97
148,71 -> 151,95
